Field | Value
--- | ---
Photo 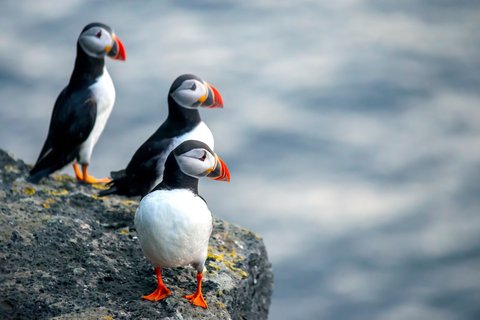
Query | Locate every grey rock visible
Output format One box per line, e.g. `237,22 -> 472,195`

0,149 -> 273,319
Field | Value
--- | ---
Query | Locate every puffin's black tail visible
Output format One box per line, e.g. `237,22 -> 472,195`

98,184 -> 118,197
28,167 -> 55,184
28,149 -> 75,184
98,169 -> 125,196
110,169 -> 126,180
98,170 -> 151,198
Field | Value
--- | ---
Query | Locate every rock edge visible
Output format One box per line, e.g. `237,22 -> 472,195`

0,149 -> 273,319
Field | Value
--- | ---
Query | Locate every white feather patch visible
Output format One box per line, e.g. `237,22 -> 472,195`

78,67 -> 115,164
153,121 -> 214,186
135,189 -> 213,270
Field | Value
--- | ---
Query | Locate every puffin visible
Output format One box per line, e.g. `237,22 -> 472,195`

99,74 -> 223,198
28,22 -> 126,184
134,140 -> 230,308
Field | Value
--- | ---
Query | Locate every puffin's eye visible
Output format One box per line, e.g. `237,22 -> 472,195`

190,82 -> 196,91
95,30 -> 102,38
199,151 -> 207,161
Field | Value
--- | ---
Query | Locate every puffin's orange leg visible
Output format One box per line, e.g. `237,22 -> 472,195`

72,163 -> 83,180
183,272 -> 208,309
142,267 -> 171,301
80,164 -> 111,184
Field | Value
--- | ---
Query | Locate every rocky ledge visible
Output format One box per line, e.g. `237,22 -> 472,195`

0,149 -> 273,319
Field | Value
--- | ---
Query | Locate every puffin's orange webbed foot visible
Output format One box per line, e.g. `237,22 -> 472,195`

183,272 -> 208,309
78,164 -> 111,184
142,286 -> 171,301
183,291 -> 208,309
142,267 -> 171,302
82,175 -> 111,184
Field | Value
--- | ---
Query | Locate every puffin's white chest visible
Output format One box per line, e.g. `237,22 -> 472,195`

134,189 -> 213,269
175,121 -> 214,150
153,121 -> 214,185
78,67 -> 115,163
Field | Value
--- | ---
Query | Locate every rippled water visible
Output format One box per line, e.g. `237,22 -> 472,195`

1,1 -> 480,319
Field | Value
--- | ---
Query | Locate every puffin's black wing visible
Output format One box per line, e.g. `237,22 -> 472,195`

28,88 -> 97,183
99,135 -> 172,197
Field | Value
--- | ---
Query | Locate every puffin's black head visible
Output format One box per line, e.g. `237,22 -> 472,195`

171,140 -> 230,182
78,22 -> 126,61
169,74 -> 224,110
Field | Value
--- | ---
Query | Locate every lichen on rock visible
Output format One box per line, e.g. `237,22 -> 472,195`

0,149 -> 273,319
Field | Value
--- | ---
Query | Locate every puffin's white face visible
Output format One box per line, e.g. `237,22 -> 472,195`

175,147 -> 217,177
78,26 -> 114,58
172,141 -> 230,181
170,79 -> 211,109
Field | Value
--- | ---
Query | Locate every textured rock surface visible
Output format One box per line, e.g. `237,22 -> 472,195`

0,149 -> 273,319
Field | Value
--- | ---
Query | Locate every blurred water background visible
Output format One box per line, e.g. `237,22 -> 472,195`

1,1 -> 480,319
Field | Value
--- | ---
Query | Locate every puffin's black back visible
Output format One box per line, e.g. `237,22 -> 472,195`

28,88 -> 98,183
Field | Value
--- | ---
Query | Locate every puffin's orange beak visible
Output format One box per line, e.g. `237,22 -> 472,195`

207,155 -> 230,182
200,83 -> 223,109
107,34 -> 126,61
209,84 -> 223,108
